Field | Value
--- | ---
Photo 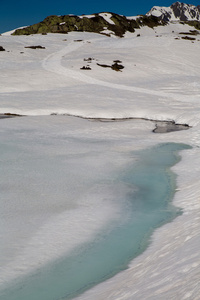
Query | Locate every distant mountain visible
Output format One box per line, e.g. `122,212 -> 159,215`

146,1 -> 200,22
12,2 -> 200,36
12,13 -> 166,36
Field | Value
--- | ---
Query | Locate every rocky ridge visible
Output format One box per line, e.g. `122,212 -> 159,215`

12,2 -> 200,36
11,13 -> 166,37
147,1 -> 200,22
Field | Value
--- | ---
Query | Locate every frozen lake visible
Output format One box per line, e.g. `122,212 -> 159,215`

0,116 -> 191,300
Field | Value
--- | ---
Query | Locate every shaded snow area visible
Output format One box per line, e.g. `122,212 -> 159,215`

1,24 -> 200,299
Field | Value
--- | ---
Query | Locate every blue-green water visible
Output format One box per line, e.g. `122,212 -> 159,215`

1,143 -> 191,300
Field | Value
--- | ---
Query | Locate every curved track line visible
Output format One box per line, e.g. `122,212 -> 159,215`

42,40 -> 188,101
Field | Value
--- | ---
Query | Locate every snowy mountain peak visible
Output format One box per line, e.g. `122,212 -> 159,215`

146,2 -> 200,22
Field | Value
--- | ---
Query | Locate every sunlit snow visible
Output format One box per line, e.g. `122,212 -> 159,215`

1,22 -> 200,299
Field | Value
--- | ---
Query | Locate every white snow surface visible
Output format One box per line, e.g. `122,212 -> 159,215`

1,24 -> 200,299
99,13 -> 116,25
79,14 -> 95,19
147,5 -> 172,18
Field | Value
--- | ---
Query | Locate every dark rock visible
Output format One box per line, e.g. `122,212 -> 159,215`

189,30 -> 199,35
0,113 -> 23,119
80,66 -> 91,70
179,30 -> 199,35
181,36 -> 196,40
0,46 -> 5,51
97,63 -> 111,68
24,45 -> 46,49
97,61 -> 124,71
187,21 -> 200,30
171,2 -> 188,21
111,62 -> 124,71
84,57 -> 94,61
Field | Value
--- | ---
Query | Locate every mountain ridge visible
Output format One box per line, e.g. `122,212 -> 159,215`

12,13 -> 166,37
12,2 -> 200,36
146,1 -> 200,22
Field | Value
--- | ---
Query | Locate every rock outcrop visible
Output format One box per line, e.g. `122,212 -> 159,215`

12,13 -> 166,36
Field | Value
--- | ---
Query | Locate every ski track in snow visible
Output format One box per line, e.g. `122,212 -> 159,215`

42,40 -> 188,102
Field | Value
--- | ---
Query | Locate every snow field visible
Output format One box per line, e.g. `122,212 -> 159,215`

1,23 -> 200,299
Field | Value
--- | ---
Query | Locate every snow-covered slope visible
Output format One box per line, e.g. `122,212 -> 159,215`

147,1 -> 200,22
1,20 -> 200,300
1,23 -> 200,122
